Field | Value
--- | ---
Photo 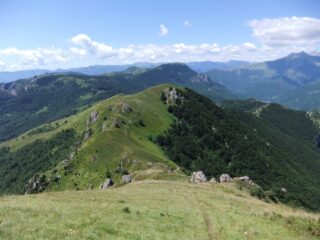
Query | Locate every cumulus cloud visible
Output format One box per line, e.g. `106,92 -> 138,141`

159,24 -> 169,36
0,47 -> 68,70
1,27 -> 319,71
183,20 -> 192,27
249,16 -> 320,46
71,34 -> 114,57
243,42 -> 256,51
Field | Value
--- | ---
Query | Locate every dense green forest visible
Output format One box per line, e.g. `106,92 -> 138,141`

0,64 -> 235,141
0,129 -> 78,194
156,88 -> 320,210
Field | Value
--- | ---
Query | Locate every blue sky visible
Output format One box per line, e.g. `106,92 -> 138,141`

0,0 -> 319,70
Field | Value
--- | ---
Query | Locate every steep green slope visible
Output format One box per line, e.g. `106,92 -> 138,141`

1,85 -> 320,211
0,85 -> 185,194
0,63 -> 235,142
157,89 -> 320,210
0,181 -> 319,240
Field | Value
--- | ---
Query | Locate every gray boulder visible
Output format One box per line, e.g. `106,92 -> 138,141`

165,88 -> 178,104
220,174 -> 231,183
25,174 -> 48,194
209,178 -> 217,183
88,111 -> 99,124
191,171 -> 207,183
121,103 -> 133,113
239,176 -> 250,182
100,178 -> 114,189
122,174 -> 132,184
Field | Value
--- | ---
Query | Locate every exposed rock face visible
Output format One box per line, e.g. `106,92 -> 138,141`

165,88 -> 178,104
238,176 -> 255,185
121,103 -> 133,113
100,178 -> 114,189
88,111 -> 99,124
209,178 -> 217,183
219,174 -> 231,183
239,176 -> 250,182
191,73 -> 210,84
191,171 -> 207,183
25,174 -> 48,194
122,174 -> 132,184
84,111 -> 99,140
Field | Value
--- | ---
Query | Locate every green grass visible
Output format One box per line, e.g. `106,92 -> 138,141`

0,181 -> 318,240
0,84 -> 185,192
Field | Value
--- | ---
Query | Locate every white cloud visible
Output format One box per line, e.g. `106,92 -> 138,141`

71,34 -> 114,57
183,20 -> 192,27
249,17 -> 320,47
1,29 -> 319,71
243,42 -> 256,51
159,24 -> 169,36
70,47 -> 87,56
0,47 -> 68,70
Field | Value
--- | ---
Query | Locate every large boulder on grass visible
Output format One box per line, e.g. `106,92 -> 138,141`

219,174 -> 231,183
122,174 -> 132,184
100,178 -> 114,189
191,171 -> 207,183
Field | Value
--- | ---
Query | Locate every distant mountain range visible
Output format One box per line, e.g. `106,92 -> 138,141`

0,61 -> 249,83
206,52 -> 320,110
0,63 -> 235,141
2,52 -> 320,111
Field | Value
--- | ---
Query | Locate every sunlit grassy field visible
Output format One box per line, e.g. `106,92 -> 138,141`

0,181 -> 318,240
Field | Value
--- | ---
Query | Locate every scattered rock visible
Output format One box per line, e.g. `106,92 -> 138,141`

112,119 -> 122,128
209,178 -> 217,183
220,174 -> 231,183
238,176 -> 255,185
239,176 -> 250,182
100,178 -> 114,189
191,73 -> 210,84
25,174 -> 48,194
281,187 -> 287,193
191,171 -> 207,183
122,174 -> 132,184
88,111 -> 99,124
121,103 -> 133,113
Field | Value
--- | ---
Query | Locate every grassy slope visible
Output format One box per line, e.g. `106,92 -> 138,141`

0,84 -> 186,192
0,181 -> 319,240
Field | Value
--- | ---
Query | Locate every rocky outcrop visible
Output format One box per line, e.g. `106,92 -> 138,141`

112,118 -> 122,128
164,88 -> 178,104
122,174 -> 132,184
191,73 -> 210,84
121,103 -> 133,113
100,178 -> 114,189
191,171 -> 207,183
84,111 -> 99,140
209,178 -> 217,183
219,174 -> 231,183
88,111 -> 99,124
238,176 -> 255,185
25,174 -> 48,194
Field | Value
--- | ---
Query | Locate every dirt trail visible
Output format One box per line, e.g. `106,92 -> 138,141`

182,186 -> 218,240
193,189 -> 217,240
